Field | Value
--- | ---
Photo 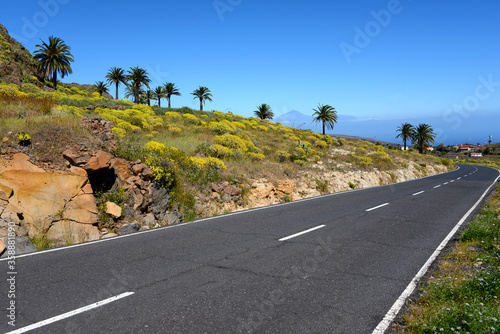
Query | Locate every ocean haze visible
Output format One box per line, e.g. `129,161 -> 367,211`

274,110 -> 499,146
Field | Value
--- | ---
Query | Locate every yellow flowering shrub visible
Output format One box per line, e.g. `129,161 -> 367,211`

276,150 -> 290,162
56,105 -> 84,117
182,113 -> 199,124
186,156 -> 227,170
168,126 -> 183,135
232,121 -> 246,130
315,140 -> 328,149
132,104 -> 155,115
116,120 -> 141,133
209,121 -> 236,134
214,134 -> 247,153
213,111 -> 227,119
352,155 -> 373,167
0,83 -> 21,97
144,155 -> 175,189
164,111 -> 182,121
246,152 -> 265,161
112,127 -> 127,138
209,144 -> 234,158
256,125 -> 269,132
20,83 -> 40,94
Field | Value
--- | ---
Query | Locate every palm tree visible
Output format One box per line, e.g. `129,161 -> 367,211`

312,104 -> 338,135
124,85 -> 144,103
396,122 -> 415,151
144,90 -> 155,106
191,86 -> 212,111
94,81 -> 109,96
153,86 -> 165,108
414,123 -> 436,154
105,67 -> 127,100
34,36 -> 74,90
163,82 -> 181,108
126,67 -> 151,104
254,104 -> 274,120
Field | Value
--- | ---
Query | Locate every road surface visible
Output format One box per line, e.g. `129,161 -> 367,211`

1,164 -> 498,333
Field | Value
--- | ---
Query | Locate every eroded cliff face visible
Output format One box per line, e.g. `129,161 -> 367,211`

197,159 -> 449,216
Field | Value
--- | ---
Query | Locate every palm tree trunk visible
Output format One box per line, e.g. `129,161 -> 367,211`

200,98 -> 203,111
158,98 -> 161,108
322,122 -> 325,135
115,83 -> 119,100
168,97 -> 171,109
404,138 -> 407,151
52,70 -> 57,90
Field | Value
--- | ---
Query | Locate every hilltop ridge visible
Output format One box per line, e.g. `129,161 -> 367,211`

0,24 -> 40,86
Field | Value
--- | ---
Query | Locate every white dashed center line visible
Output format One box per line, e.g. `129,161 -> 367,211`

279,225 -> 325,241
412,191 -> 425,196
366,203 -> 390,212
433,185 -> 441,189
6,292 -> 135,334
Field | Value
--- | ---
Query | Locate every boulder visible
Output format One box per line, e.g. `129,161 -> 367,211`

149,183 -> 170,217
0,236 -> 37,257
0,153 -> 45,173
45,220 -> 100,245
224,185 -> 242,196
106,202 -> 122,218
62,147 -> 91,166
111,158 -> 131,180
132,163 -> 148,175
83,150 -> 113,172
117,223 -> 140,235
0,154 -> 99,246
0,240 -> 5,255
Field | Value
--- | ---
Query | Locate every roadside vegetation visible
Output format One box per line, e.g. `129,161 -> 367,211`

393,183 -> 500,333
0,78 -> 453,221
0,33 -> 454,225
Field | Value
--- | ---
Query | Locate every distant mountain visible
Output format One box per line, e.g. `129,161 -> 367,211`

274,110 -> 499,145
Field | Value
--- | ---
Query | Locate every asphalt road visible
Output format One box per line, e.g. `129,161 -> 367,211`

1,164 -> 499,334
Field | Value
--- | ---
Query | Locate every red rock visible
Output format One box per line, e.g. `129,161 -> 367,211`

132,163 -> 147,175
224,185 -> 242,196
140,167 -> 154,180
84,151 -> 113,172
111,158 -> 130,180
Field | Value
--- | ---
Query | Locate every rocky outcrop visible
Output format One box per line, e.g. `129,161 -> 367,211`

62,144 -> 181,227
199,161 -> 449,215
0,153 -> 100,251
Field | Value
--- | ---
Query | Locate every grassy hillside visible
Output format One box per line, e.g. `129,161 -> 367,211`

0,81 -> 453,224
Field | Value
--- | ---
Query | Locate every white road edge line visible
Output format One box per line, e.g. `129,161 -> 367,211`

433,185 -> 441,189
412,191 -> 425,196
6,292 -> 135,334
279,225 -> 325,242
372,171 -> 500,334
366,203 -> 389,212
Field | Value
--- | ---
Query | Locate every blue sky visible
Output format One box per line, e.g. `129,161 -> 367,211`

1,0 -> 499,143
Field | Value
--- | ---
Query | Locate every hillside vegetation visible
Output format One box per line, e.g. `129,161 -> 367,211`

0,80 -> 453,226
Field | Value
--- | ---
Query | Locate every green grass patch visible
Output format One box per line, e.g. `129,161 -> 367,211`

394,184 -> 500,333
